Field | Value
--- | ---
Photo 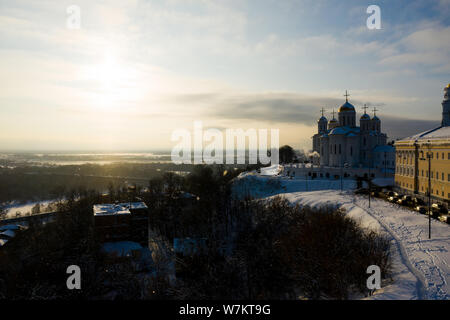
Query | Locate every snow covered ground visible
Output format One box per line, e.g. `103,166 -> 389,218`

4,200 -> 54,219
0,224 -> 25,247
234,168 -> 357,200
234,165 -> 450,300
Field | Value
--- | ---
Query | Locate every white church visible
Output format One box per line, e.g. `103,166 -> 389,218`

283,91 -> 395,180
312,91 -> 394,170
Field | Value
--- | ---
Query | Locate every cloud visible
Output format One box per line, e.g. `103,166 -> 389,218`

378,25 -> 450,73
167,92 -> 341,124
165,90 -> 442,142
382,117 -> 440,140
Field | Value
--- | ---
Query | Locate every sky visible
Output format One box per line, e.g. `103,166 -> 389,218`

0,0 -> 449,151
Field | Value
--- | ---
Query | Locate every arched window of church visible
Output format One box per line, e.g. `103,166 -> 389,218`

334,144 -> 336,154
339,144 -> 341,154
343,118 -> 346,126
350,146 -> 353,156
363,137 -> 366,146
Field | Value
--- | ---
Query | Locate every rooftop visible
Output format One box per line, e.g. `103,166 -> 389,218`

93,202 -> 148,216
329,126 -> 360,135
401,126 -> 450,142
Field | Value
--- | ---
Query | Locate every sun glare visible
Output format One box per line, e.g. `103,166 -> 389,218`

84,50 -> 139,110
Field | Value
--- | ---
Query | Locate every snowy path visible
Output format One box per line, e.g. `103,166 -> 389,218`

352,196 -> 449,300
277,190 -> 449,300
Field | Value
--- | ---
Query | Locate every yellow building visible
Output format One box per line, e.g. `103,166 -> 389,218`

394,84 -> 450,203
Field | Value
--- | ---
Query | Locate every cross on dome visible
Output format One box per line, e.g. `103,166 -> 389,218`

344,90 -> 350,102
362,104 -> 368,114
372,107 -> 378,116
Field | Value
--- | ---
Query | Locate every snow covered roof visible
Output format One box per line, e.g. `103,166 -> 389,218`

259,164 -> 282,176
0,230 -> 15,238
93,202 -> 148,216
0,224 -> 20,231
93,204 -> 130,216
127,202 -> 148,210
329,126 -> 360,135
400,126 -> 450,142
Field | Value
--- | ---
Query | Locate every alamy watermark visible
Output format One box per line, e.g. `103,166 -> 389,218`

66,265 -> 81,290
171,121 -> 279,165
66,5 -> 81,29
366,265 -> 381,290
366,5 -> 381,30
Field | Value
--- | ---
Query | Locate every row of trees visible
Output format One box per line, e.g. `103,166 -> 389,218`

279,145 -> 311,164
172,197 -> 391,299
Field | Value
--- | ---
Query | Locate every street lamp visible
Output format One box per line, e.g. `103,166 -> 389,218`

304,160 -> 308,191
341,162 -> 349,192
368,154 -> 373,208
419,142 -> 432,239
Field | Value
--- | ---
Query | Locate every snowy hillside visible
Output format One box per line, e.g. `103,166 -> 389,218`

233,164 -> 357,200
234,165 -> 450,300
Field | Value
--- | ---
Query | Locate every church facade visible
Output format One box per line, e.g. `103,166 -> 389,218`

312,92 -> 394,170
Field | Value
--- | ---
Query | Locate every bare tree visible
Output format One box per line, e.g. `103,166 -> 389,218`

31,203 -> 41,215
0,204 -> 6,220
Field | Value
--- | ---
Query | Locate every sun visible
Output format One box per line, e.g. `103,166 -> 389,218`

84,50 -> 138,110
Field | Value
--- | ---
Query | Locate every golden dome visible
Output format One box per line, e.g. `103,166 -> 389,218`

338,101 -> 356,112
446,83 -> 450,88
